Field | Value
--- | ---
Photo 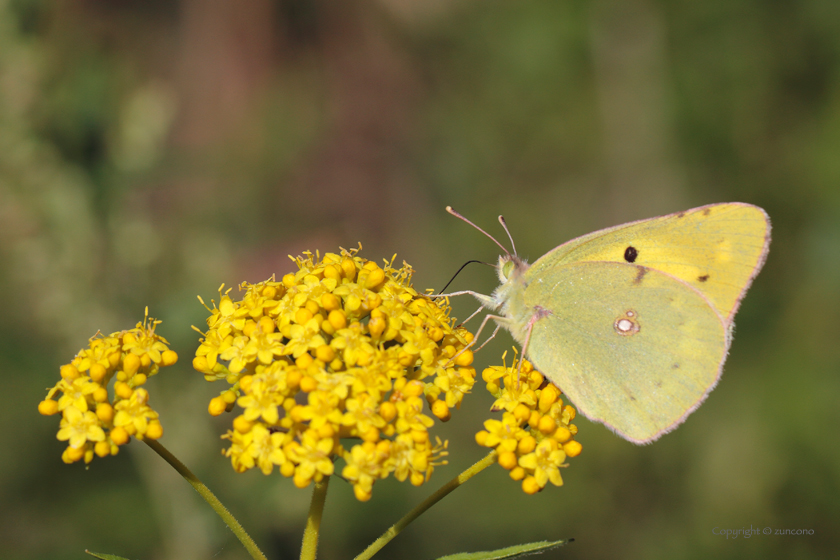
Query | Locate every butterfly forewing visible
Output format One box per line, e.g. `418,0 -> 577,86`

527,203 -> 770,326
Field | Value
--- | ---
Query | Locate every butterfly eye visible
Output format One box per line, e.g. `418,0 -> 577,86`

502,260 -> 515,279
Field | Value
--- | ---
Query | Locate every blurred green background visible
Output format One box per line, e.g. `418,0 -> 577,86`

3,0 -> 838,559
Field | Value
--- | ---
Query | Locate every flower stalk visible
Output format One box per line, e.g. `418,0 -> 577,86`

355,450 -> 498,560
300,475 -> 331,560
144,439 -> 268,560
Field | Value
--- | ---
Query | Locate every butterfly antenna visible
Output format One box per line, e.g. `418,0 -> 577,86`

446,206 -> 511,257
498,215 -> 517,256
438,260 -> 494,294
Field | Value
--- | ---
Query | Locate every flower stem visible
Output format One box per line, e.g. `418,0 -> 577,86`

354,450 -> 498,560
300,475 -> 331,560
143,439 -> 267,560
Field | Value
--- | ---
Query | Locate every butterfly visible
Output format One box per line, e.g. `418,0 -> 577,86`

446,203 -> 770,443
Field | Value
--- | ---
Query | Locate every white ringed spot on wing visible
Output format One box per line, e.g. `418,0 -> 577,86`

614,309 -> 640,336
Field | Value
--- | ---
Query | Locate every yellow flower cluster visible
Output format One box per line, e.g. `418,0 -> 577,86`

476,354 -> 582,494
38,312 -> 178,464
192,246 -> 476,501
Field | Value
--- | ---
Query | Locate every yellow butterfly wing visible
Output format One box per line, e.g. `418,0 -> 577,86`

527,203 -> 770,326
506,202 -> 770,442
520,261 -> 727,443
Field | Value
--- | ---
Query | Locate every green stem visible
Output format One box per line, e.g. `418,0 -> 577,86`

354,450 -> 498,560
144,439 -> 268,560
300,475 -> 331,560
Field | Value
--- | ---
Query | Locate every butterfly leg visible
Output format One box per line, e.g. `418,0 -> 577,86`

427,290 -> 507,363
446,313 -> 508,366
459,304 -> 487,327
449,321 -> 503,364
516,306 -> 552,387
473,323 -> 502,353
426,290 -> 497,309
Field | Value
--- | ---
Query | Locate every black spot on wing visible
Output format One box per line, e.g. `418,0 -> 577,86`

697,274 -> 709,282
624,246 -> 638,263
702,208 -> 711,216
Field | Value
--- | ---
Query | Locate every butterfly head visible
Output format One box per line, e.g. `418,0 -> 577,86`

497,254 -> 528,283
444,206 -> 526,283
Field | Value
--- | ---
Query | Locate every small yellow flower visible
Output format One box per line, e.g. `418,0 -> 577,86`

206,291 -> 246,337
395,396 -> 435,434
193,327 -> 231,379
41,310 -> 177,463
332,282 -> 374,318
288,430 -> 335,488
479,412 -> 524,452
196,246 -> 473,499
347,353 -> 394,400
113,388 -> 159,440
56,377 -> 99,413
220,335 -> 251,374
245,424 -> 288,475
122,324 -> 169,367
433,365 -> 476,408
223,429 -> 253,473
285,318 -> 327,359
477,352 -> 581,494
237,370 -> 285,424
295,391 -> 344,430
57,406 -> 106,449
330,323 -> 375,367
389,434 -> 448,486
518,438 -> 566,489
311,369 -> 354,400
342,441 -> 388,501
243,328 -> 286,366
342,393 -> 386,436
238,281 -> 283,320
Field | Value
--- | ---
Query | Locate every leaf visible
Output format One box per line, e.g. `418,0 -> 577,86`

85,551 -> 134,560
435,538 -> 574,560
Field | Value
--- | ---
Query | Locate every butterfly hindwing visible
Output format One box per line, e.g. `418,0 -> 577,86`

521,261 -> 727,443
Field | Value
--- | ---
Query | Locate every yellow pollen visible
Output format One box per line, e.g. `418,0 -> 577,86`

454,350 -> 474,366
94,441 -> 111,458
208,397 -> 226,416
517,435 -> 537,454
509,466 -> 526,481
498,451 -> 518,470
514,404 -> 531,423
563,440 -> 582,457
522,476 -> 540,495
89,363 -> 107,382
38,400 -> 59,416
431,400 -> 450,421
115,382 -> 134,399
553,426 -> 572,443
146,422 -> 163,439
123,353 -> 140,376
111,426 -> 130,445
538,415 -> 556,435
